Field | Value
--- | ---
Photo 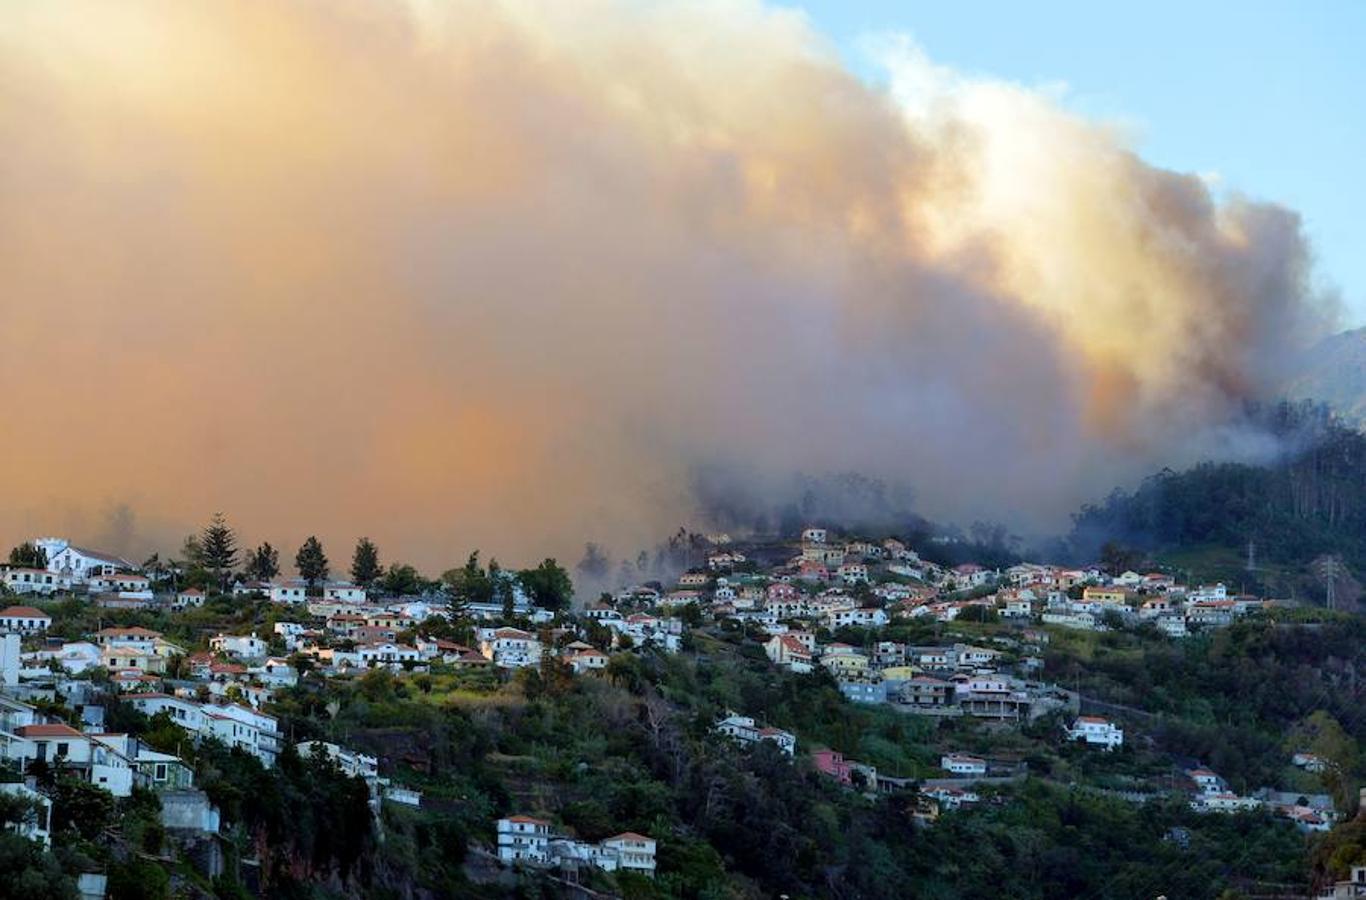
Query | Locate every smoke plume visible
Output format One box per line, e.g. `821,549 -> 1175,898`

0,0 -> 1335,569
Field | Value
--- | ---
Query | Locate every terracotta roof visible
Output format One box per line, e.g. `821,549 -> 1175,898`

605,832 -> 653,842
505,815 -> 550,825
0,606 -> 50,618
17,723 -> 85,738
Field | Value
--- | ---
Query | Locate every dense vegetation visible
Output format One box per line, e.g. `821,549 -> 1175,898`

1069,401 -> 1366,582
3,597 -> 1364,897
152,617 -> 1354,898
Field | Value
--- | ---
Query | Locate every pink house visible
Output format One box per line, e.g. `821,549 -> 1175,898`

811,749 -> 853,785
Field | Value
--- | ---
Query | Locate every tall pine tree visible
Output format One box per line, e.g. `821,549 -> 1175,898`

295,536 -> 329,589
351,538 -> 381,587
200,513 -> 238,593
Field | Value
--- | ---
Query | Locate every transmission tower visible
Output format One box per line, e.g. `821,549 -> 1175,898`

1313,556 -> 1341,611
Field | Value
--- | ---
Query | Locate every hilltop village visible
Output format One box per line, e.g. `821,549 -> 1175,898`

0,523 -> 1362,899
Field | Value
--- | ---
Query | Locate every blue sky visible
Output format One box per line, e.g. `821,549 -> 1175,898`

796,1 -> 1366,327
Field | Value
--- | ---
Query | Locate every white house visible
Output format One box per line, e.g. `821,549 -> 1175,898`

39,539 -> 136,584
1187,768 -> 1225,794
128,695 -> 280,767
1191,791 -> 1260,814
566,647 -> 609,674
351,642 -> 422,669
35,641 -> 102,674
496,818 -> 656,877
923,785 -> 980,810
941,753 -> 988,776
801,527 -> 828,545
764,632 -> 815,672
825,606 -> 888,630
173,589 -> 206,610
0,568 -> 61,596
92,626 -> 163,653
270,580 -> 309,604
210,633 -> 269,660
714,714 -> 796,756
3,723 -> 138,798
479,628 -> 542,668
0,606 -> 52,635
951,564 -> 994,589
88,572 -> 152,598
601,832 -> 657,876
324,582 -> 367,604
1188,583 -> 1228,603
497,816 -> 552,864
1067,716 -> 1124,750
297,740 -> 379,780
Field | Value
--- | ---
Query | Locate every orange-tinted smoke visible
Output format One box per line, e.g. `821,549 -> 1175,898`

0,0 -> 1334,569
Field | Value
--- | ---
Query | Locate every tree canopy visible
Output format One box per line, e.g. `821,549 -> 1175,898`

350,537 -> 382,588
295,536 -> 329,588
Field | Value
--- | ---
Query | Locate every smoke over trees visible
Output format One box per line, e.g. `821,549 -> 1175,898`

0,1 -> 1337,568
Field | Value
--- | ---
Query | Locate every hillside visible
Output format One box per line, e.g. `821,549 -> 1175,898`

1067,401 -> 1366,606
1285,327 -> 1366,426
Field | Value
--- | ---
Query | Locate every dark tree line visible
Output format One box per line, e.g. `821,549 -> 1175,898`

1069,401 -> 1366,570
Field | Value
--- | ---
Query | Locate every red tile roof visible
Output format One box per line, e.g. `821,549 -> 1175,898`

605,832 -> 653,842
0,606 -> 50,618
17,723 -> 85,738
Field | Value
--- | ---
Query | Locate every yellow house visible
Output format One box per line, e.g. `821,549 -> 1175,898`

880,665 -> 920,682
1082,586 -> 1129,604
820,645 -> 870,679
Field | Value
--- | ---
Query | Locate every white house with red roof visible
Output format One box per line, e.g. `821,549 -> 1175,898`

1067,716 -> 1124,749
478,627 -> 542,668
715,713 -> 796,755
600,832 -> 657,875
0,605 -> 51,635
3,723 -> 139,797
1187,767 -> 1225,794
764,632 -> 815,672
173,588 -> 206,610
950,563 -> 994,589
92,626 -> 162,650
565,647 -> 609,674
